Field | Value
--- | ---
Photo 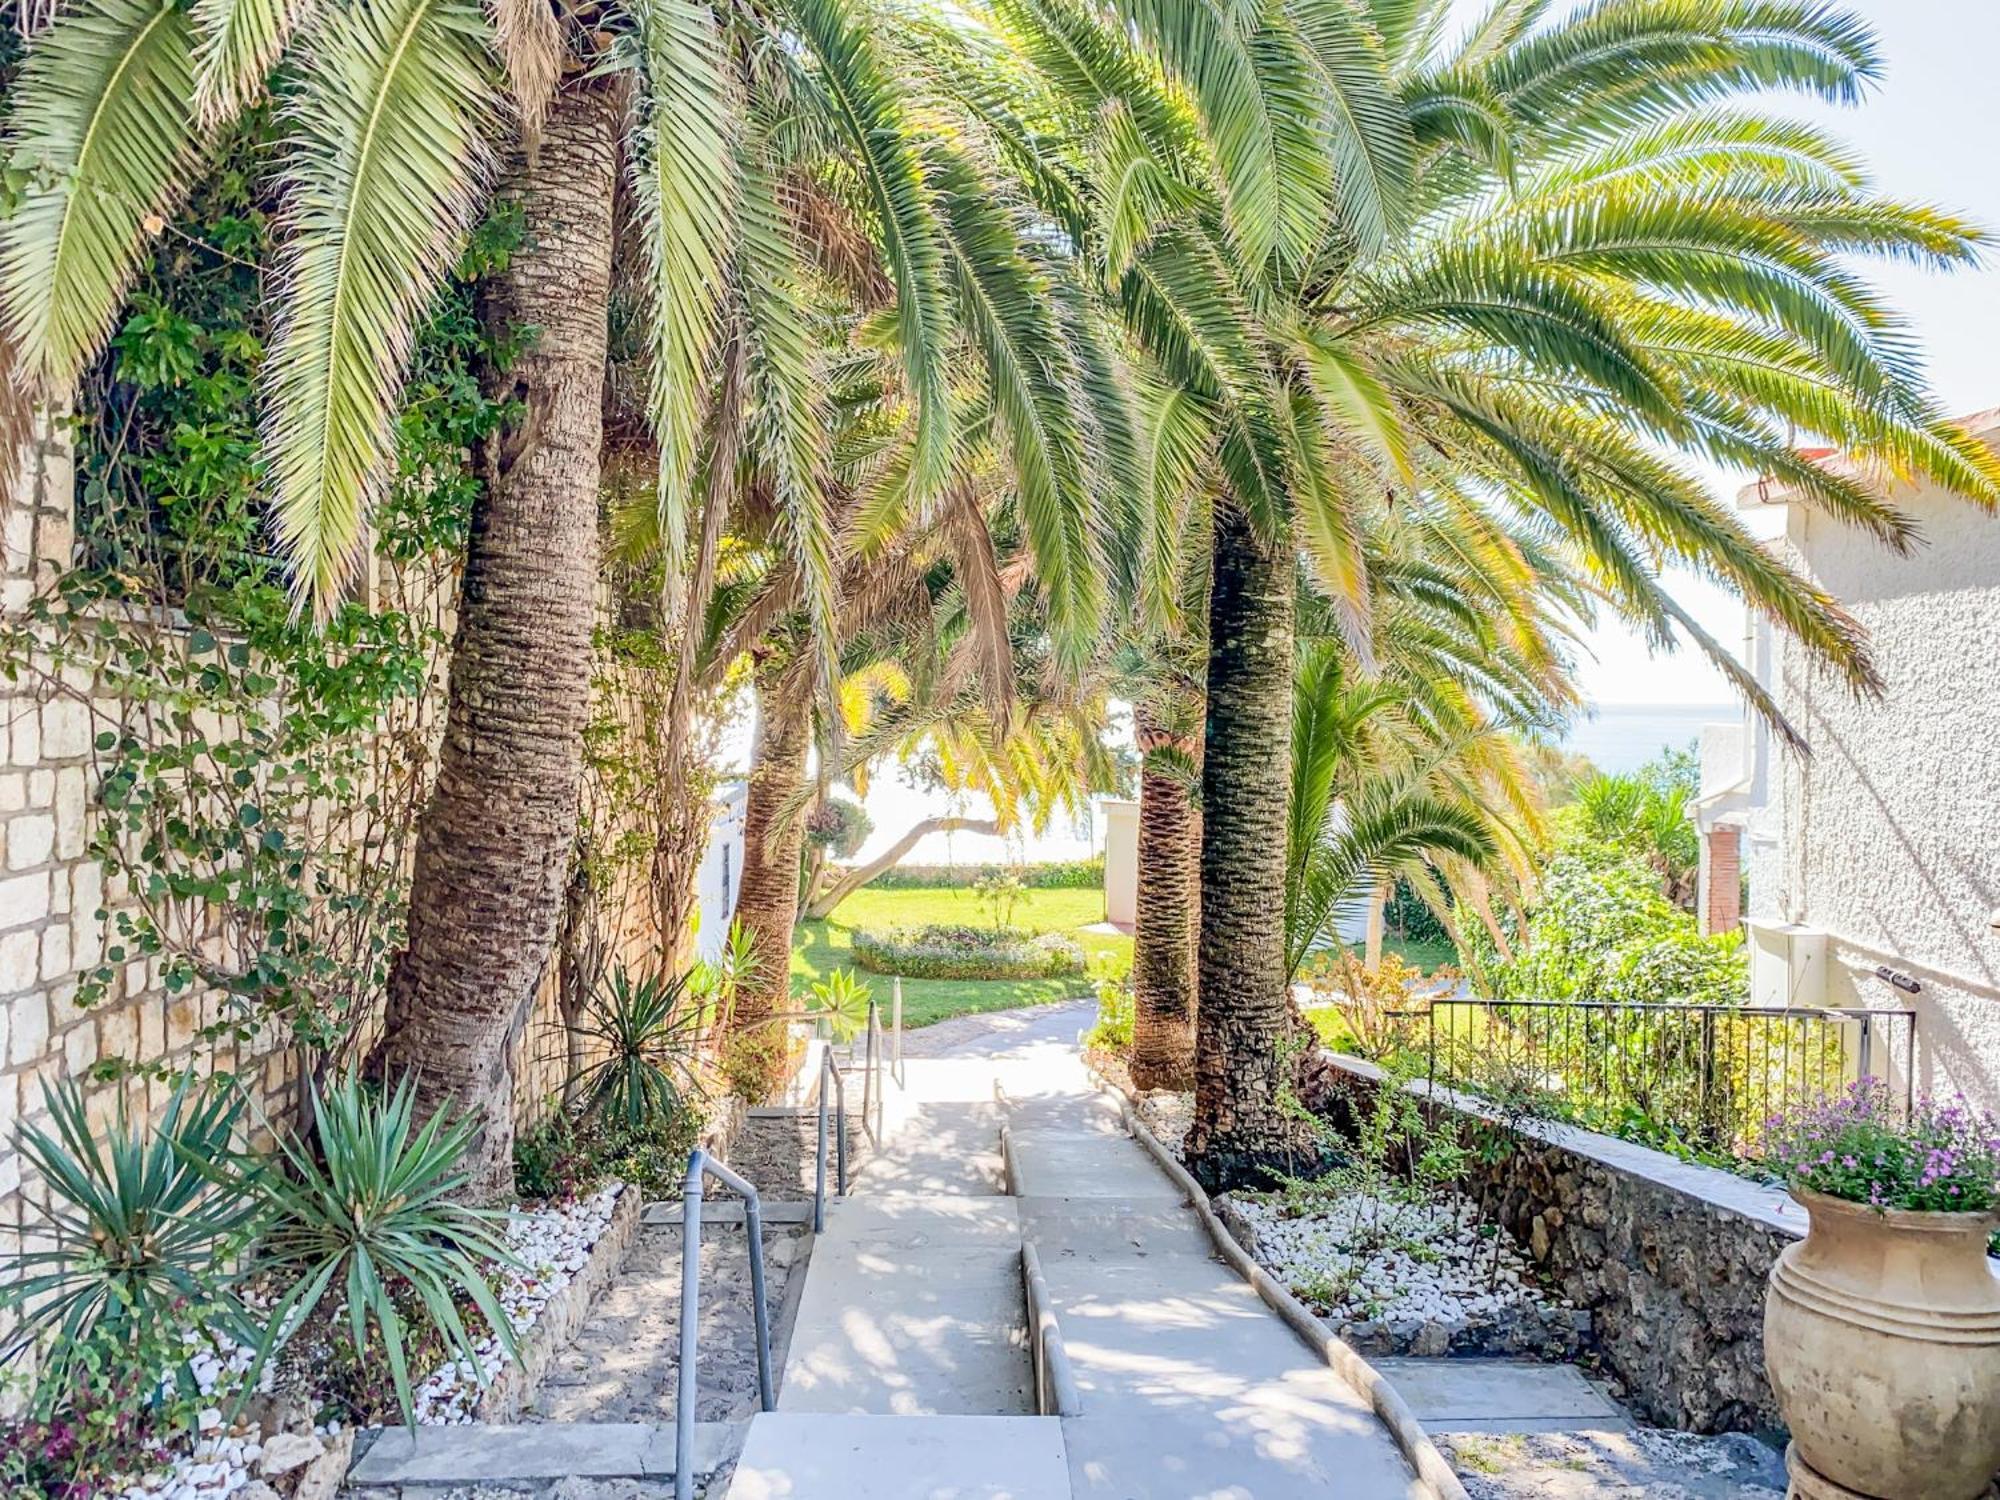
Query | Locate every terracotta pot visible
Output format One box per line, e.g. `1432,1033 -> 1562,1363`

1765,1186 -> 2000,1499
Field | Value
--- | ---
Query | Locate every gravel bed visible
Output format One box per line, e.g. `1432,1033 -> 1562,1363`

1439,1428 -> 1788,1498
528,1222 -> 805,1423
116,1187 -> 627,1500
1224,1190 -> 1587,1358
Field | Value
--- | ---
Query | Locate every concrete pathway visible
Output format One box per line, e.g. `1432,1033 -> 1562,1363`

723,1014 -> 1428,1499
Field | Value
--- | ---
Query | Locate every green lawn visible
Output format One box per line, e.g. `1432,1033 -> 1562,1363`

791,886 -> 1130,1029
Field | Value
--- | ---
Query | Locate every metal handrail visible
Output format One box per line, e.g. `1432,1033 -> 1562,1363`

814,1046 -> 849,1234
891,976 -> 905,1086
676,1149 -> 774,1500
862,999 -> 886,1141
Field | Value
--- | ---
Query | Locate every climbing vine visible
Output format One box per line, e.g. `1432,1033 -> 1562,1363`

0,123 -> 523,1086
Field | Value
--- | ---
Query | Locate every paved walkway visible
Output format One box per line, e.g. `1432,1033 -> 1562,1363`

725,1015 -> 1428,1498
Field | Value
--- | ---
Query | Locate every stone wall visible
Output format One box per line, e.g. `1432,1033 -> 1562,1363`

0,414 -> 675,1351
1317,1052 -> 1801,1434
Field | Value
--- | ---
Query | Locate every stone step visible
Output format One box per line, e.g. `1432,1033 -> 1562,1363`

1372,1356 -> 1629,1433
724,1413 -> 1071,1499
346,1421 -> 743,1485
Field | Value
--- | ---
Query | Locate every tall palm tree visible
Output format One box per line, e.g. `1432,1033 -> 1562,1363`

0,0 -> 1106,1185
991,0 -> 2000,1189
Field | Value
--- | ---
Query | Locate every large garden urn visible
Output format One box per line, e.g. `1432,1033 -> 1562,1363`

1764,1187 -> 2000,1498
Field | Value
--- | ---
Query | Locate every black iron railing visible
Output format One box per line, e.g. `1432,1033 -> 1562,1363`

1404,999 -> 1917,1158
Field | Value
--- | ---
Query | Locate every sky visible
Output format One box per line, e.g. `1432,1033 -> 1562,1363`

1576,0 -> 2000,706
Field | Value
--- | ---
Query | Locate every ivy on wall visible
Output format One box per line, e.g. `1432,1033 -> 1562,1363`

0,122 -> 523,1087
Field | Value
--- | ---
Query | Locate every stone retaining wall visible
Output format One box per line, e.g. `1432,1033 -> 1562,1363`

1318,1052 -> 1800,1433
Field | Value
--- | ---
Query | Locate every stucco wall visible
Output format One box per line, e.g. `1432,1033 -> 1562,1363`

1757,432 -> 2000,1107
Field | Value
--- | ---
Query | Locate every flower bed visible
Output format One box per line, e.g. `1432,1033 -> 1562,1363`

851,923 -> 1086,981
112,1186 -> 628,1499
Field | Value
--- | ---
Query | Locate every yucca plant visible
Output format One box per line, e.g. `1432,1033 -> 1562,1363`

242,1072 -> 516,1425
0,1071 -> 257,1396
572,965 -> 712,1131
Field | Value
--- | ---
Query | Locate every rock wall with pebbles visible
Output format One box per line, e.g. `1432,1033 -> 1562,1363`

1316,1053 -> 1795,1434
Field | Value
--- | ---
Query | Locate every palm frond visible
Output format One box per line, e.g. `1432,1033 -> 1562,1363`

262,0 -> 496,615
624,0 -> 735,597
0,0 -> 200,392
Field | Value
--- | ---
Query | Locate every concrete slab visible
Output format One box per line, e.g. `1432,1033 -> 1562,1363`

725,1413 -> 1071,1499
855,1100 -> 1006,1196
1006,1129 -> 1182,1200
779,1198 -> 1031,1415
1039,1252 -> 1422,1496
349,1422 -> 737,1482
1372,1357 -> 1624,1429
1016,1196 -> 1215,1260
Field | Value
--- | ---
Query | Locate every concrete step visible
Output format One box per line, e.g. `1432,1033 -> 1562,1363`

724,1412 -> 1070,1499
1004,1127 -> 1181,1200
347,1421 -> 742,1485
777,1197 -> 1032,1416
1372,1356 -> 1630,1434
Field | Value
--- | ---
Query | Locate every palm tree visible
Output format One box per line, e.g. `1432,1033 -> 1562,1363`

0,0 -> 1108,1185
991,0 -> 2000,1189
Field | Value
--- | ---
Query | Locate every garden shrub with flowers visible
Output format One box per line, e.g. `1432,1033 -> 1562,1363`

1761,1080 -> 2000,1213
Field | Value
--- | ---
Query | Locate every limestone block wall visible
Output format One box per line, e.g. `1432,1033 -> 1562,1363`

0,415 -> 676,1353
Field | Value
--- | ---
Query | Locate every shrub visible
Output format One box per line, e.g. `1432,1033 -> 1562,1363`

1763,1081 -> 2000,1213
808,968 -> 872,1043
1301,952 -> 1448,1060
869,858 -> 1103,890
571,965 -> 710,1130
240,1073 -> 517,1424
851,923 -> 1087,981
1083,960 -> 1133,1053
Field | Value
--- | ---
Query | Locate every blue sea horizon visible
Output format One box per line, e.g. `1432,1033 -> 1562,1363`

1560,701 -> 1736,775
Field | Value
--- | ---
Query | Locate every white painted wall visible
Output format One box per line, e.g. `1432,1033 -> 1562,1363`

1100,797 -> 1138,929
693,780 -> 748,962
1727,411 -> 2000,1107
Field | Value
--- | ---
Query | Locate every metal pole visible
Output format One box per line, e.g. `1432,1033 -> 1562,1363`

675,1152 -> 705,1500
744,1188 -> 774,1412
814,1053 -> 829,1235
861,999 -> 876,1143
893,977 -> 904,1084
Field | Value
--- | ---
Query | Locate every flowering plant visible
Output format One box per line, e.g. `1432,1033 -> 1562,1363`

1762,1080 -> 2000,1213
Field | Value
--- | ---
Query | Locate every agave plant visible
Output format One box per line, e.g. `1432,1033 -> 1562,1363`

0,1071 -> 256,1391
570,965 -> 713,1130
243,1072 -> 516,1425
809,967 -> 873,1046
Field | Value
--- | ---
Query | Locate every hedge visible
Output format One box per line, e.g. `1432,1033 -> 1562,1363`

850,923 -> 1088,980
867,858 -> 1103,891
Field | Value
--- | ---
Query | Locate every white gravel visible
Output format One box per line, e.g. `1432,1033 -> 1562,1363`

1230,1189 -> 1569,1333
117,1186 -> 625,1499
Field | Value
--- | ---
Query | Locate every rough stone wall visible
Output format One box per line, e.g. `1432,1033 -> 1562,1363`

0,415 -> 675,1340
1317,1053 -> 1799,1434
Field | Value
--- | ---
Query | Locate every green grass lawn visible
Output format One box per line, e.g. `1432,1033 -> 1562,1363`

791,886 -> 1130,1029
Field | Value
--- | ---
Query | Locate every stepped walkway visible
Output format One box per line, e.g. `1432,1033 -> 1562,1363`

725,1022 -> 1428,1498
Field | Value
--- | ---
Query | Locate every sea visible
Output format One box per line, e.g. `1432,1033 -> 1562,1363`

1559,702 -> 1737,775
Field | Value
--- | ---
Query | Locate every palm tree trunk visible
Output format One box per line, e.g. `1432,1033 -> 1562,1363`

375,76 -> 621,1200
1364,875 -> 1389,968
1184,502 -> 1313,1192
726,664 -> 811,1096
1129,700 -> 1196,1090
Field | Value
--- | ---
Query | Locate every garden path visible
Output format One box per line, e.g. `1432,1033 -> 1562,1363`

724,1007 -> 1430,1498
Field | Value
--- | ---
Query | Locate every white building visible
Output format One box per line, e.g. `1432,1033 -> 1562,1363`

1693,409 -> 2000,1107
693,779 -> 749,962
